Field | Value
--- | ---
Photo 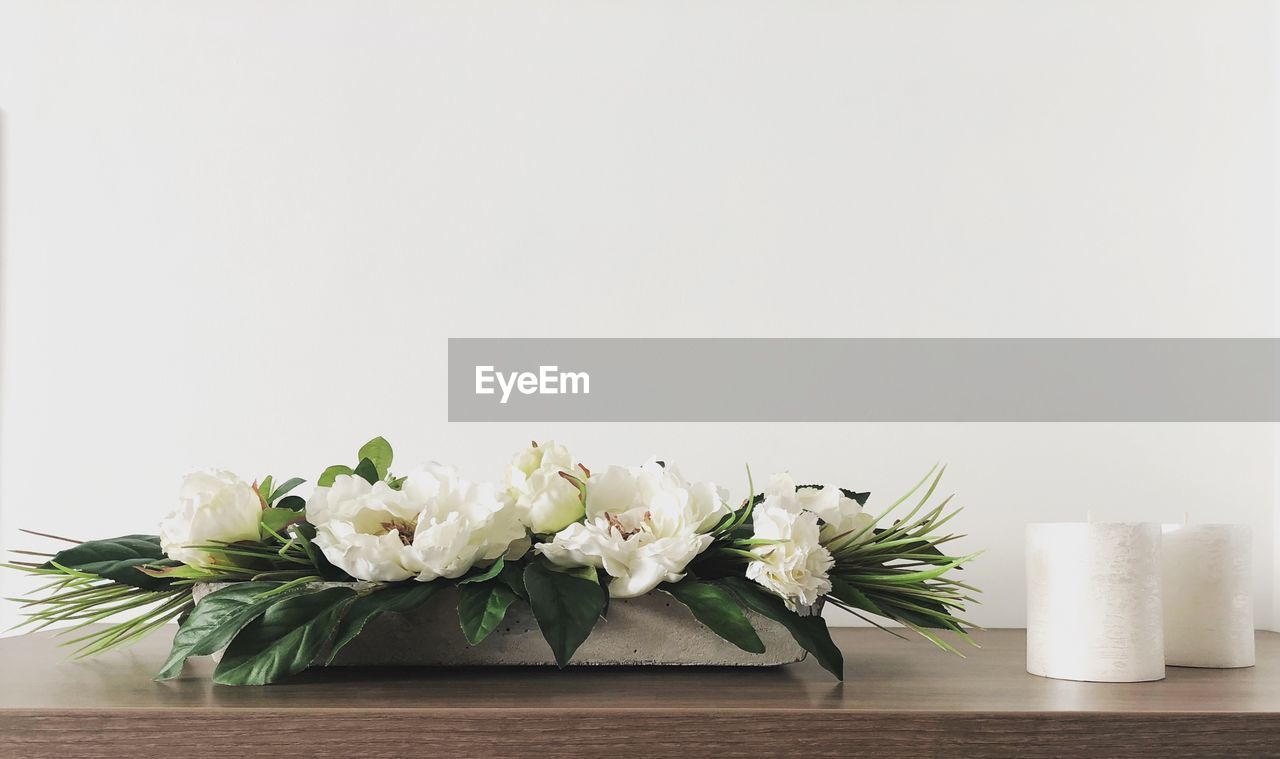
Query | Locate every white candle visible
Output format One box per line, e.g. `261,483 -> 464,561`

1026,522 -> 1164,682
1161,523 -> 1254,668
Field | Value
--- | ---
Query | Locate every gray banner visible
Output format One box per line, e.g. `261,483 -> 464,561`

448,338 -> 1280,422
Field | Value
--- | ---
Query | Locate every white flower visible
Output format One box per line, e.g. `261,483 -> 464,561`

400,464 -> 529,581
504,441 -> 584,533
534,460 -> 729,598
763,473 -> 873,543
308,464 -> 528,583
159,470 -> 263,567
746,503 -> 834,612
305,474 -> 424,582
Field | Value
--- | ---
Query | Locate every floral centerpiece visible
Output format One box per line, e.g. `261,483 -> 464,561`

5,438 -> 979,685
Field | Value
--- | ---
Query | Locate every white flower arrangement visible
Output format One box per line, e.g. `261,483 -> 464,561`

5,437 -> 979,685
535,460 -> 730,598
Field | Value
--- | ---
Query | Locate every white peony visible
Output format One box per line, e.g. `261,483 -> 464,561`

504,441 -> 584,534
305,474 -> 424,582
746,502 -> 834,613
763,473 -> 874,543
534,460 -> 730,598
308,464 -> 528,583
159,470 -> 264,567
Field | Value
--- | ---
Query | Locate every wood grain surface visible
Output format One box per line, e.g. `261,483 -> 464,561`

1,628 -> 1277,758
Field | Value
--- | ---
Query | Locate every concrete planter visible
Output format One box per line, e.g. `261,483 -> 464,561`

193,582 -> 808,667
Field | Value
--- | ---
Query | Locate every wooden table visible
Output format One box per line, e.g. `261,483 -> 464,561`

1,628 -> 1277,758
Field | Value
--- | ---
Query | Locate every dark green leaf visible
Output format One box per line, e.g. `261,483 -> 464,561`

458,556 -> 504,585
288,522 -> 347,580
154,581 -> 292,681
42,535 -> 172,590
458,581 -> 518,645
828,576 -> 887,617
327,583 -> 442,663
214,587 -> 357,685
276,495 -> 306,512
268,477 -> 306,504
353,458 -> 379,486
523,561 -> 606,667
721,577 -> 844,680
664,580 -> 764,654
318,465 -> 353,487
499,561 -> 527,598
865,590 -> 961,631
840,488 -> 871,506
357,437 -> 394,479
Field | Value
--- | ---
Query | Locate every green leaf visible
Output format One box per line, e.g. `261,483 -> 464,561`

326,583 -> 441,664
458,581 -> 518,645
840,488 -> 871,506
268,477 -> 306,504
260,507 -> 304,538
352,458 -> 379,486
721,577 -> 844,680
357,437 -> 394,479
664,580 -> 764,654
258,475 -> 274,503
276,495 -> 306,512
154,581 -> 292,681
458,556 -> 504,585
138,563 -> 216,580
828,576 -> 888,617
41,535 -> 172,590
214,587 -> 357,685
523,561 -> 606,667
499,561 -> 527,598
317,464 -> 353,487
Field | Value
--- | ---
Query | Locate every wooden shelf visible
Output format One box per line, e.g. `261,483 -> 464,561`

1,628 -> 1277,758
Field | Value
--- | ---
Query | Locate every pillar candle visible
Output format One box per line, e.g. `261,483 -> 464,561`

1026,522 -> 1164,682
1161,523 -> 1254,668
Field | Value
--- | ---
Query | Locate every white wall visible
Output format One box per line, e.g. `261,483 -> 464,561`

0,1 -> 1276,632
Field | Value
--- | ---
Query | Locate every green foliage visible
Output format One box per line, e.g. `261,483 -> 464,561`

317,464 -> 354,487
267,477 -> 306,504
276,495 -> 306,511
499,560 -> 527,598
458,557 -> 505,585
319,437 -> 396,487
523,561 -> 606,667
214,587 -> 358,685
352,457 -> 380,485
40,535 -> 174,590
5,558 -> 193,658
721,577 -> 844,680
458,581 -> 518,645
327,583 -> 441,664
663,579 -> 764,654
357,437 -> 394,479
260,507 -> 304,539
822,465 -> 980,655
155,581 -> 292,680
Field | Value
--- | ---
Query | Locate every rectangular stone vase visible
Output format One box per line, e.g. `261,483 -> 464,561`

193,582 -> 808,667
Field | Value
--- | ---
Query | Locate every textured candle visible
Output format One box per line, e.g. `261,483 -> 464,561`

1161,523 -> 1254,668
1026,522 -> 1164,682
